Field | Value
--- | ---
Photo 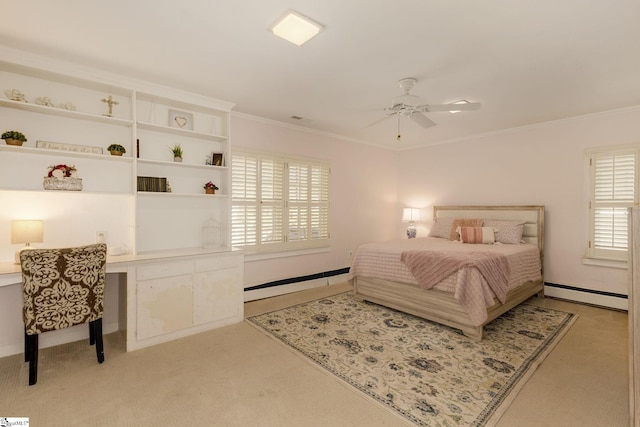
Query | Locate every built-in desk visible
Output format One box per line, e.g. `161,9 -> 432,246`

0,248 -> 244,356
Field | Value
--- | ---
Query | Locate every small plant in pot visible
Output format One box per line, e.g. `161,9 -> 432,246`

2,130 -> 27,146
170,144 -> 183,162
107,144 -> 126,156
203,181 -> 219,194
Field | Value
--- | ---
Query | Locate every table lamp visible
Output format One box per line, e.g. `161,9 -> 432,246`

402,208 -> 420,239
11,220 -> 44,264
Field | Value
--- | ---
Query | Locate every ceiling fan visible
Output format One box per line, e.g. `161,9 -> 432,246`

379,77 -> 481,139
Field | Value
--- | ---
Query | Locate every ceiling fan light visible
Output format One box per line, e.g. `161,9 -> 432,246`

449,100 -> 469,113
271,11 -> 323,46
392,94 -> 422,108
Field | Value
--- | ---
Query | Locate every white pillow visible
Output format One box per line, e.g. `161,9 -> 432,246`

483,220 -> 525,244
428,217 -> 454,239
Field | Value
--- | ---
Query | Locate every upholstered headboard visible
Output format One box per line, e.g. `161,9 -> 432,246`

433,205 -> 545,260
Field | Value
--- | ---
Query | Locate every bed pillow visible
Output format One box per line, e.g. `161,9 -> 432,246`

483,220 -> 525,244
449,218 -> 484,240
457,226 -> 496,244
428,217 -> 455,239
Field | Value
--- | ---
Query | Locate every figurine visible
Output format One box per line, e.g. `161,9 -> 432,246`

4,89 -> 27,102
101,95 -> 119,117
58,102 -> 76,111
36,96 -> 54,107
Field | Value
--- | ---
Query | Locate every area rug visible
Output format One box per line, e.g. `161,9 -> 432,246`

247,292 -> 577,426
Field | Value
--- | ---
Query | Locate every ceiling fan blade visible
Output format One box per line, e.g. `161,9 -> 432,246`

425,102 -> 481,112
410,112 -> 436,128
362,114 -> 393,129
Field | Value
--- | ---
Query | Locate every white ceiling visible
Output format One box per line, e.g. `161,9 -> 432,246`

2,0 -> 640,150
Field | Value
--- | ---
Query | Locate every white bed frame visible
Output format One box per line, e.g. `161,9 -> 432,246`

352,205 -> 545,340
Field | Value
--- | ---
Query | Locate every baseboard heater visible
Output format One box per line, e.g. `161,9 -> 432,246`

244,267 -> 350,292
544,282 -> 627,311
544,282 -> 627,300
244,277 -> 627,306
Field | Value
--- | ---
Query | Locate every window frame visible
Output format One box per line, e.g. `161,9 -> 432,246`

586,145 -> 639,263
231,149 -> 330,254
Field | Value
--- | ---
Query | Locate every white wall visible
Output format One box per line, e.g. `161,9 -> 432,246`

231,115 -> 399,289
396,106 -> 640,305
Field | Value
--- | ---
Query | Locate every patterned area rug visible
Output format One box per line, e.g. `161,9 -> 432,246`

247,292 -> 576,426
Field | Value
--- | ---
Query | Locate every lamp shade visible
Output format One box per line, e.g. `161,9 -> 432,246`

402,208 -> 421,222
11,220 -> 44,244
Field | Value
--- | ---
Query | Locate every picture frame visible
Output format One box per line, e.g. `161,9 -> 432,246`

36,140 -> 104,154
168,109 -> 194,130
212,152 -> 224,167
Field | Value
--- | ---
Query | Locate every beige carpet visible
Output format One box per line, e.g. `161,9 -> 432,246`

0,283 -> 630,426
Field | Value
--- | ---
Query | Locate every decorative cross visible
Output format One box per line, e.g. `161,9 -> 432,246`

101,95 -> 119,117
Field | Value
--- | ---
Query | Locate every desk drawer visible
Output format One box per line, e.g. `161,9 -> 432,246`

136,260 -> 192,281
194,254 -> 241,273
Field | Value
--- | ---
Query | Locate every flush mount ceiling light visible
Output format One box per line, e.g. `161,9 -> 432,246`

271,10 -> 323,46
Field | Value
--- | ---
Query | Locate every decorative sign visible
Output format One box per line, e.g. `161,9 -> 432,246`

36,140 -> 103,154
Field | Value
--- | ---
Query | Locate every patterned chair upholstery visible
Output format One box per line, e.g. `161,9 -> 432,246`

19,243 -> 107,385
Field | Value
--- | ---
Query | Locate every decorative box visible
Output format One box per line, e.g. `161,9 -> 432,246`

43,177 -> 83,191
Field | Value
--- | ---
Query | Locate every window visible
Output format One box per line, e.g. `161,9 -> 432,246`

231,149 -> 330,253
587,146 -> 639,262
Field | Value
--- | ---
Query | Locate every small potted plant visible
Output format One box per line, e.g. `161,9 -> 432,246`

107,144 -> 126,156
2,130 -> 27,146
170,144 -> 183,162
203,181 -> 219,194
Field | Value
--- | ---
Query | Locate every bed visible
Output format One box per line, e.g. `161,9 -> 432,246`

349,205 -> 545,340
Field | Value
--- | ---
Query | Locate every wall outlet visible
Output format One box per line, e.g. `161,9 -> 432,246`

96,231 -> 107,244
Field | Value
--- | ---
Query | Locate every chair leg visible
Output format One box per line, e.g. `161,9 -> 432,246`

89,319 -> 96,346
91,319 -> 105,364
27,333 -> 38,386
24,328 -> 29,362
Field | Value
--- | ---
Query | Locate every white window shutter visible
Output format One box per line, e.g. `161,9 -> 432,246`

259,158 -> 284,245
231,155 -> 258,247
590,150 -> 637,260
232,150 -> 329,253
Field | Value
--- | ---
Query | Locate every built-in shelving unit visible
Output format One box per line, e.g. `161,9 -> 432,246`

0,52 -> 243,353
0,57 -> 234,257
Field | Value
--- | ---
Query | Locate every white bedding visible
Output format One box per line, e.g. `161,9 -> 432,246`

348,237 -> 542,325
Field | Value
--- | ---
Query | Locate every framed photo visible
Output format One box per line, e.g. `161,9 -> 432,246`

36,140 -> 103,154
168,109 -> 194,130
212,152 -> 224,166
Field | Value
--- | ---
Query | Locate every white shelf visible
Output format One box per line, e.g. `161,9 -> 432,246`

0,98 -> 133,127
0,144 -> 135,162
136,158 -> 225,170
137,121 -> 227,141
137,191 -> 227,198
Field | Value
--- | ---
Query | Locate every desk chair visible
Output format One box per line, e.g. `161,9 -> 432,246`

19,243 -> 107,385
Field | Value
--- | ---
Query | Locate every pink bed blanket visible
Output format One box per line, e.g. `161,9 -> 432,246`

400,250 -> 510,304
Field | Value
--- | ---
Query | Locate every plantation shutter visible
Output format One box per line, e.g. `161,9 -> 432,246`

309,163 -> 330,240
231,155 -> 258,247
287,162 -> 309,241
589,149 -> 637,260
232,149 -> 329,253
260,157 -> 284,246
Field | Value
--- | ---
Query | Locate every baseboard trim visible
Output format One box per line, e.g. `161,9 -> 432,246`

544,282 -> 628,311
